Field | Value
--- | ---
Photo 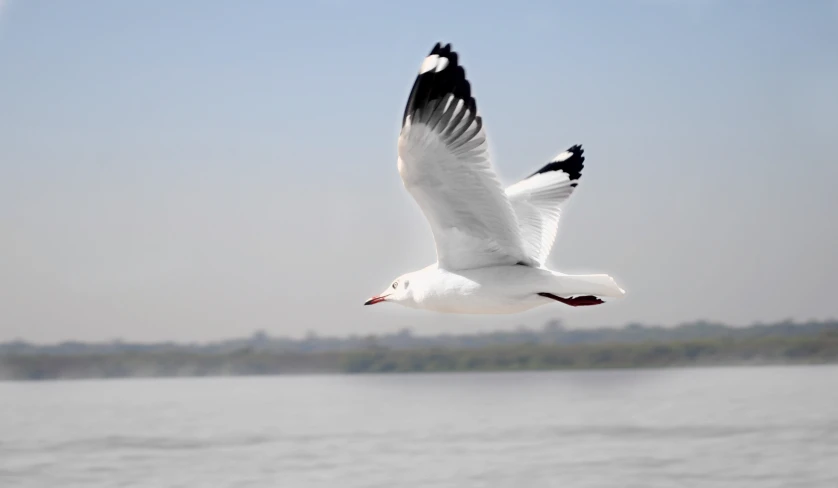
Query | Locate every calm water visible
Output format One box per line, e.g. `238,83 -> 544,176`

1,366 -> 837,487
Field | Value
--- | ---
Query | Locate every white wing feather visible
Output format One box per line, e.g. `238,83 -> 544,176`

397,44 -> 530,270
506,146 -> 585,267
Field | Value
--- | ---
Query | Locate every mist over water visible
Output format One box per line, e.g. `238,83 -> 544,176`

2,366 -> 836,487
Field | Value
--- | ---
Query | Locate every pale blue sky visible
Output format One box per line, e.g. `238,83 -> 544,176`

1,1 -> 837,342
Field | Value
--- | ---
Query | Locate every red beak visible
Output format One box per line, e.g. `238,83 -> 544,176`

364,295 -> 388,306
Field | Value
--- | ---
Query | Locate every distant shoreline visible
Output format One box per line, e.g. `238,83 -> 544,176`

3,333 -> 836,381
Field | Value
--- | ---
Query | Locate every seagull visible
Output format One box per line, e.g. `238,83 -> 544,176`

364,43 -> 625,314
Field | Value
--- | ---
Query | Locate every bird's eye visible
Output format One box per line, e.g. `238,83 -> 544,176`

392,281 -> 398,289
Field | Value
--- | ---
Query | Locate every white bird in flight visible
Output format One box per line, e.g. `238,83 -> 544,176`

365,43 -> 625,314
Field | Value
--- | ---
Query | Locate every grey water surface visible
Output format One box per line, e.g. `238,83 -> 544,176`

1,366 -> 837,487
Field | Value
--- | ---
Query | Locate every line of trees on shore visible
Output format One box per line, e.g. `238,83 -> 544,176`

2,319 -> 837,380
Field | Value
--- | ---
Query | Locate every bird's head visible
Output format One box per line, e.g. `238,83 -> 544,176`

364,274 -> 414,307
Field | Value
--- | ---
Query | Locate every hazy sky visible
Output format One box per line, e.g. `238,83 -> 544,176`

1,1 -> 837,342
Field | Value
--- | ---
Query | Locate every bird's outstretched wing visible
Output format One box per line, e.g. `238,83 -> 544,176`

397,43 -> 530,271
505,145 -> 585,267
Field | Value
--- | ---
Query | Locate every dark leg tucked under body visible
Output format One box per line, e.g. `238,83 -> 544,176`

538,292 -> 605,307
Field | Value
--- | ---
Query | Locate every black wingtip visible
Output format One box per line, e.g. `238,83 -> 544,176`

528,144 -> 585,181
402,42 -> 475,127
430,42 -> 453,55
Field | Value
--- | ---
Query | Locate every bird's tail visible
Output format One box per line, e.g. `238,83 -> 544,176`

548,273 -> 626,299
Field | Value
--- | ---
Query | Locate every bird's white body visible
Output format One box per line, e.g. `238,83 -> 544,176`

365,43 -> 625,314
395,265 -> 625,315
